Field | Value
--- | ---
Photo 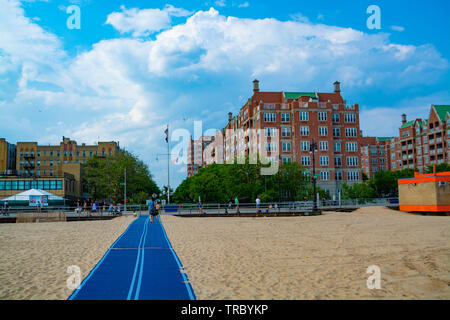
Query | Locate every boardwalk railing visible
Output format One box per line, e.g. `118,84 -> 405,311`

162,198 -> 399,215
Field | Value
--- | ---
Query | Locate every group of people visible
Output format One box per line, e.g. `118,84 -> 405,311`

75,200 -> 122,216
147,198 -> 160,223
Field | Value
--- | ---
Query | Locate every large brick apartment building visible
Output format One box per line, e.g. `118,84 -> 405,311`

360,105 -> 450,176
188,80 -> 364,197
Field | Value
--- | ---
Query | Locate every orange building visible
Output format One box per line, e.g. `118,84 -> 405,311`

398,170 -> 450,213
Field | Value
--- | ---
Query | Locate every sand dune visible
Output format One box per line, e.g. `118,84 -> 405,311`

0,207 -> 449,300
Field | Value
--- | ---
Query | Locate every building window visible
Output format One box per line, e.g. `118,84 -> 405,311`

334,142 -> 341,152
335,171 -> 343,181
319,141 -> 328,151
282,142 -> 291,152
347,157 -> 359,166
345,128 -> 357,137
281,113 -> 290,122
346,142 -> 358,152
282,157 -> 292,164
333,128 -> 341,137
281,127 -> 291,137
332,113 -> 340,123
318,112 -> 327,122
321,171 -> 330,181
299,111 -> 309,121
344,114 -> 356,123
320,156 -> 329,166
264,113 -> 276,122
301,156 -> 311,166
347,171 -> 359,181
319,127 -> 328,136
301,141 -> 310,151
300,126 -> 310,136
265,127 -> 277,137
265,143 -> 277,152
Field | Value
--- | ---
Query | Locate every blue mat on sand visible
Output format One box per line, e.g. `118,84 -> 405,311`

68,215 -> 196,300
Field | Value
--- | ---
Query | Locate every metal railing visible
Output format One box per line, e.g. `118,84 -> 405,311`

0,204 -> 146,217
164,198 -> 399,215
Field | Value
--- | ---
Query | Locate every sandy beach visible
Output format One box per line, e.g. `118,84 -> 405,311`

0,216 -> 135,300
163,207 -> 450,300
0,207 -> 449,300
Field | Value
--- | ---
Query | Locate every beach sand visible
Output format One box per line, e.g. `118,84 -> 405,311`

162,207 -> 450,300
0,207 -> 449,300
0,216 -> 135,300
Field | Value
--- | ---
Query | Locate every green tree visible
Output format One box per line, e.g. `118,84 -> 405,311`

370,168 -> 416,197
425,163 -> 450,173
342,182 -> 378,199
82,150 -> 160,204
173,157 -> 309,204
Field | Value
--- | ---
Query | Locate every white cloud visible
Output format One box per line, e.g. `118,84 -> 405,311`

215,0 -> 226,7
391,25 -> 405,32
1,2 -> 449,188
106,4 -> 192,37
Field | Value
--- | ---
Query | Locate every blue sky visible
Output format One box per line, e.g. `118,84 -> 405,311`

1,0 -> 449,189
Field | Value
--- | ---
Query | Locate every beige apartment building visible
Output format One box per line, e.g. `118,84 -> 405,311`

0,137 -> 119,201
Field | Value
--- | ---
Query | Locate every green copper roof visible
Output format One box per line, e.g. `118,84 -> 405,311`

433,105 -> 450,121
284,92 -> 317,100
400,120 -> 415,129
377,137 -> 394,142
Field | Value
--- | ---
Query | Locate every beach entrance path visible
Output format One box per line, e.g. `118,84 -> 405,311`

68,215 -> 196,300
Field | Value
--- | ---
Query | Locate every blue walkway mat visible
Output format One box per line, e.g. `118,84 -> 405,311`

68,215 -> 196,300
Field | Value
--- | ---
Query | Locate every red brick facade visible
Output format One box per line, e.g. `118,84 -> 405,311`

189,80 -> 364,197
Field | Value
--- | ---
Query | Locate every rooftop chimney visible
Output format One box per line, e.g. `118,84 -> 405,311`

402,114 -> 407,125
333,81 -> 341,93
228,112 -> 233,122
253,79 -> 260,92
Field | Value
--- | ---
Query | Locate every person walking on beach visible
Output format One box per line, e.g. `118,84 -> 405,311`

148,198 -> 156,223
92,201 -> 97,215
256,197 -> 261,213
235,197 -> 239,213
4,201 -> 9,216
198,201 -> 204,215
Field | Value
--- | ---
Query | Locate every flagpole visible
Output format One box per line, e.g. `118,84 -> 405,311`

167,124 -> 170,205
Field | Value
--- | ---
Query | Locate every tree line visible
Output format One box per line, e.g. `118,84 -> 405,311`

82,150 -> 160,204
341,163 -> 450,199
172,158 -> 329,204
174,161 -> 450,204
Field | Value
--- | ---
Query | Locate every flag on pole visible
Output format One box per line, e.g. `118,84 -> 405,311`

164,126 -> 169,143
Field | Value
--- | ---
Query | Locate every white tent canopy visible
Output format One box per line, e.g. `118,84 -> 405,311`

2,189 -> 65,201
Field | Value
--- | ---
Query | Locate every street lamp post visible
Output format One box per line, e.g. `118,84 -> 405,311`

278,155 -> 281,204
310,140 -> 319,215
